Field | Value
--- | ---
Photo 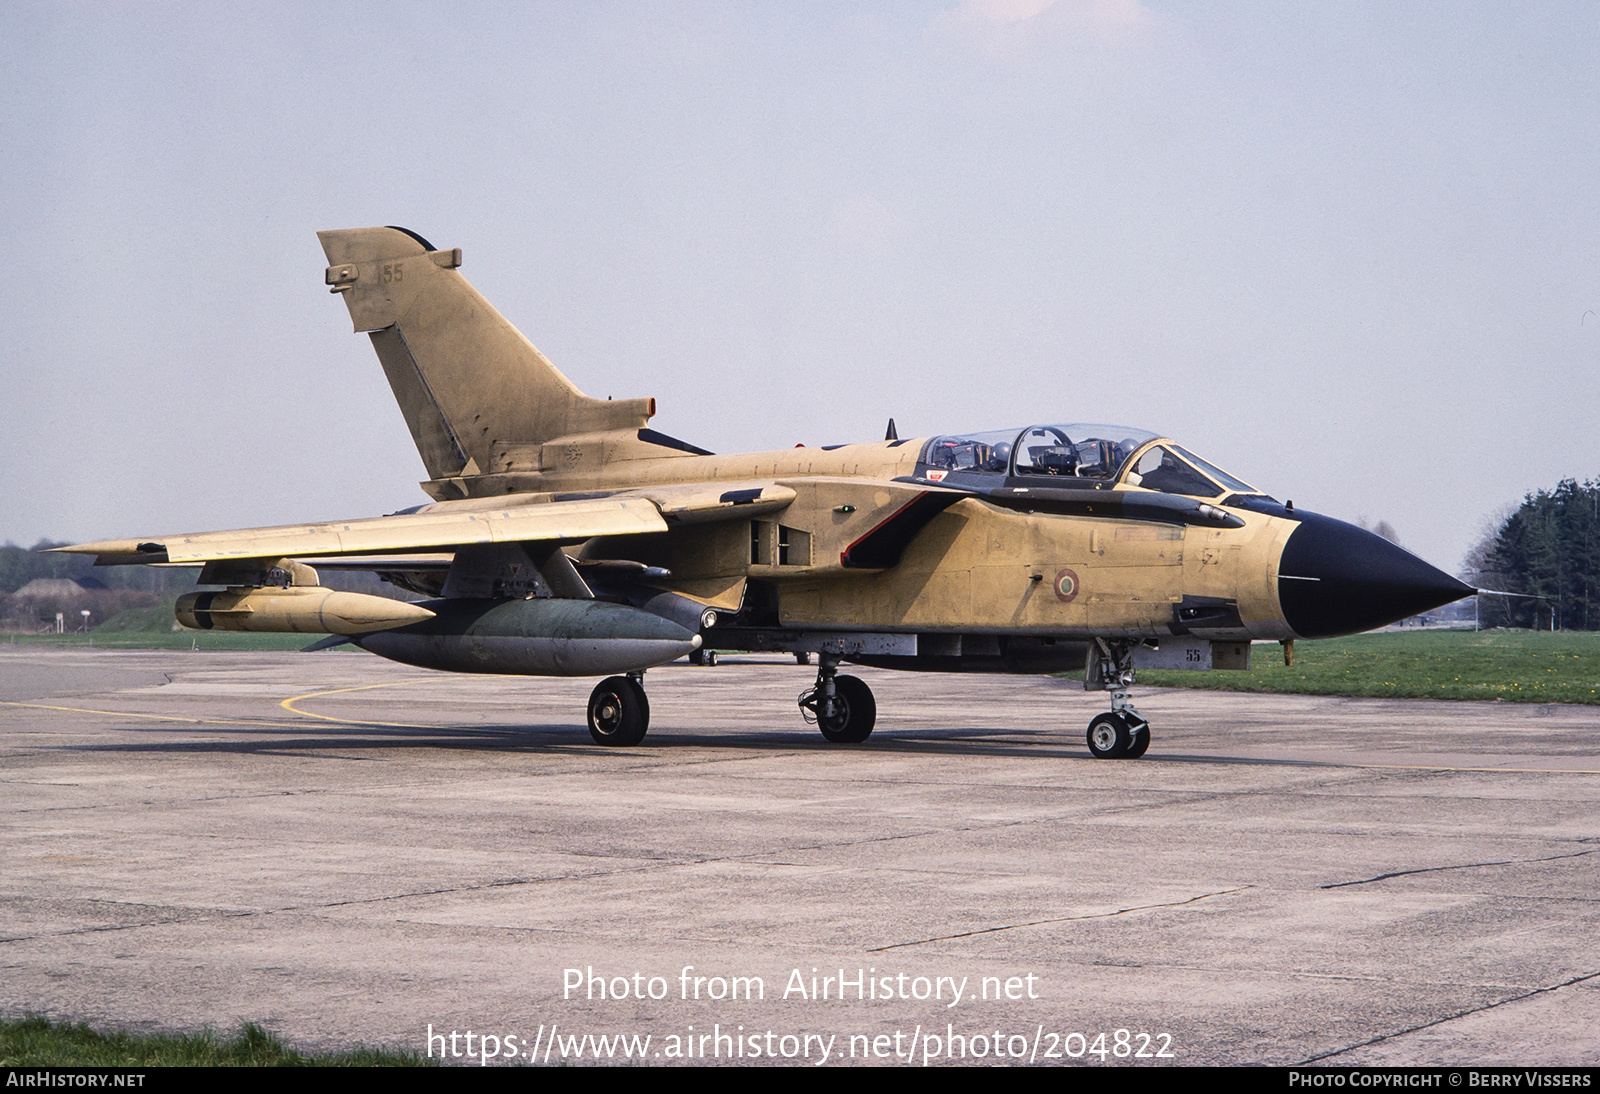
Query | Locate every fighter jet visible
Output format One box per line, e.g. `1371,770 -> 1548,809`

60,226 -> 1475,758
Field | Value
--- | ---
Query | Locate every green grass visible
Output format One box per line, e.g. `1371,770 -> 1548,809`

0,596 -> 344,650
0,1015 -> 431,1067
1139,629 -> 1600,704
92,601 -> 187,633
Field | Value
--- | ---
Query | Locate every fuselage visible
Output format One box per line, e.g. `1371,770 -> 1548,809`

404,422 -> 1473,648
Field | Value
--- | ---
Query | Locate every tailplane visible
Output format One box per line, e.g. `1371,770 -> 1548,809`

318,226 -> 653,485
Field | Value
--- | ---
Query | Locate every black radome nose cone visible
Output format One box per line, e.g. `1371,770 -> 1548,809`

1278,512 -> 1475,639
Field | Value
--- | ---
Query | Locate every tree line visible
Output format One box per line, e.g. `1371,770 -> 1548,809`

0,540 -> 416,633
0,541 -> 197,594
1464,478 -> 1600,630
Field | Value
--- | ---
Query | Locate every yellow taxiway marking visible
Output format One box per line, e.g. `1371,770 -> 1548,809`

0,699 -> 305,730
0,679 -> 441,732
279,680 -> 437,729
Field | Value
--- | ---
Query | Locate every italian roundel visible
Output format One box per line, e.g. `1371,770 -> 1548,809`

1054,568 -> 1080,603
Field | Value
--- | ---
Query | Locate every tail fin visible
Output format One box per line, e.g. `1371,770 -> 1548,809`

318,226 -> 653,483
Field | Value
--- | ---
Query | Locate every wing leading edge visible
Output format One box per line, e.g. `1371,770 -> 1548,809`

56,482 -> 801,568
56,496 -> 669,567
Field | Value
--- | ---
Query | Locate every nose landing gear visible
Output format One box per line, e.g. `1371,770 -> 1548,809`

799,654 -> 875,743
1086,640 -> 1150,759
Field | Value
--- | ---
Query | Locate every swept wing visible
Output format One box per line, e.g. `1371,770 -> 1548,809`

56,483 -> 800,568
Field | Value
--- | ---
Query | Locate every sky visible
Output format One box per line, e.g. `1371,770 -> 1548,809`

2,1 -> 1596,573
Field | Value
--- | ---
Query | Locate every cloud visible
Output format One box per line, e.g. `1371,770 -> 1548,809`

931,0 -> 1164,55
960,0 -> 1063,22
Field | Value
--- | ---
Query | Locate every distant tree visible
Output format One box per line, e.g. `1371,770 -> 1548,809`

1460,505 -> 1518,627
0,542 -> 197,595
0,542 -> 81,593
1355,517 -> 1402,546
1477,479 -> 1600,629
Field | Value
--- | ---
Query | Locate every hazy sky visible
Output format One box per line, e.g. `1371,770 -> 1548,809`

2,1 -> 1596,573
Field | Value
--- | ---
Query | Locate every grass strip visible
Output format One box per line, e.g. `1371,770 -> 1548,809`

1139,629 -> 1600,705
0,1015 -> 431,1067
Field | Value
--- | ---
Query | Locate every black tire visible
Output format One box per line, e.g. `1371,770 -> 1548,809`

1124,719 -> 1150,759
588,676 -> 649,746
705,651 -> 719,667
818,675 -> 875,743
1086,712 -> 1133,759
688,648 -> 704,666
795,652 -> 811,665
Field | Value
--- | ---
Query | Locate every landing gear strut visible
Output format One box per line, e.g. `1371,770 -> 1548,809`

1085,640 -> 1149,759
588,673 -> 650,746
799,655 -> 875,743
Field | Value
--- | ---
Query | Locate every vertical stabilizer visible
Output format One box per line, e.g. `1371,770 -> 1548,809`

318,226 -> 653,482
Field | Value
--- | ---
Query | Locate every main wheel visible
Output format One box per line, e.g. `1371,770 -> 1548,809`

1086,712 -> 1135,759
818,675 -> 875,743
588,676 -> 650,746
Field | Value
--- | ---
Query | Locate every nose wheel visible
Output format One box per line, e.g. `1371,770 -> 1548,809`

1087,710 -> 1149,759
588,674 -> 650,746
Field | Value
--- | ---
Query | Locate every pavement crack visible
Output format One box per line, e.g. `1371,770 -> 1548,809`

1299,968 -> 1600,1064
279,817 -> 1174,911
1,922 -> 167,943
0,907 -> 248,944
866,886 -> 1253,952
305,873 -> 619,909
1321,848 -> 1598,889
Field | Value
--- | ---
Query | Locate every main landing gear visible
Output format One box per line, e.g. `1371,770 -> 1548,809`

798,654 -> 876,743
589,655 -> 879,747
1086,640 -> 1150,760
588,672 -> 650,746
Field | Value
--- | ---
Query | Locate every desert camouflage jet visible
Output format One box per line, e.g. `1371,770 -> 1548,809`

61,226 -> 1475,758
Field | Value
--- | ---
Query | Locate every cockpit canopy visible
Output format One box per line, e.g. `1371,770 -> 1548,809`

917,423 -> 1258,499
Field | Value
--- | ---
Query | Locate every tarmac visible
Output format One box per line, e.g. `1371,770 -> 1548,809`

2,645 -> 1597,1067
